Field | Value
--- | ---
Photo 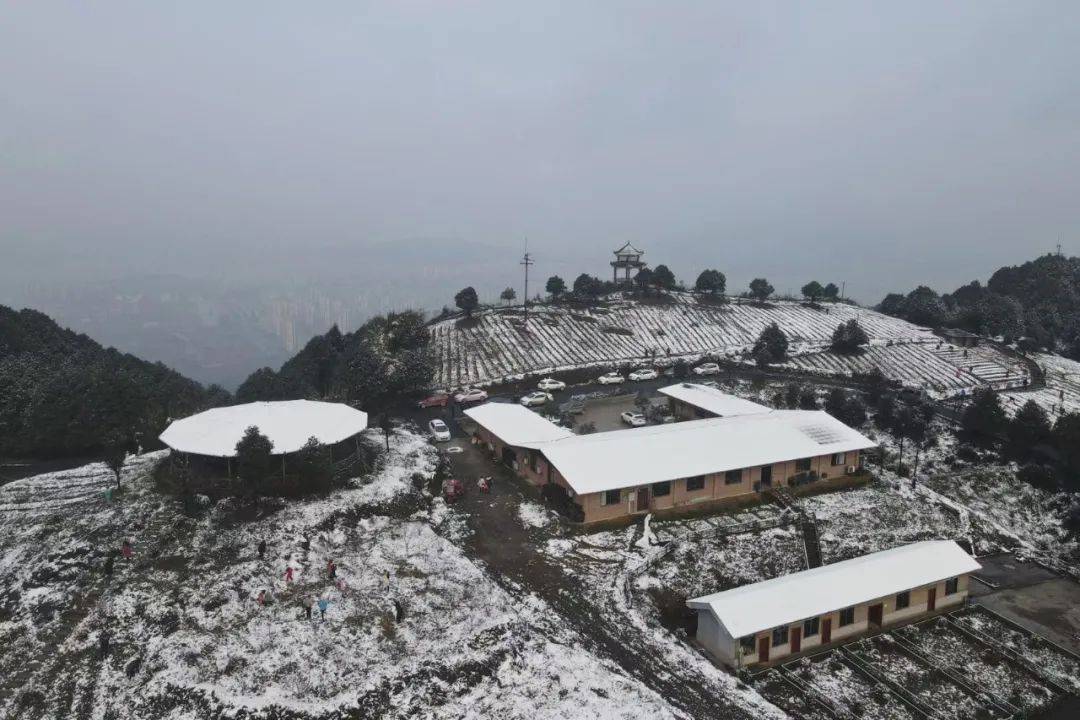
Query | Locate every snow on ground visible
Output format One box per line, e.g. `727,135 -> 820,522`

0,428 -> 685,720
999,351 -> 1080,418
516,500 -> 552,529
431,294 -> 934,387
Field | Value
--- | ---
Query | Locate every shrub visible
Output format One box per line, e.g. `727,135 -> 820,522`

831,319 -> 869,354
1017,464 -> 1058,492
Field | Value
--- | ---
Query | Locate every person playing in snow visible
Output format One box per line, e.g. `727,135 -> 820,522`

257,589 -> 266,606
103,554 -> 115,576
327,559 -> 337,579
393,599 -> 404,623
301,533 -> 310,552
304,599 -> 313,620
284,566 -> 294,583
121,539 -> 133,560
317,597 -> 329,620
257,539 -> 266,559
98,632 -> 110,658
478,477 -> 490,493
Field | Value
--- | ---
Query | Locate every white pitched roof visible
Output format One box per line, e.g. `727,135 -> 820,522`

160,400 -> 368,457
464,403 -> 574,448
658,383 -> 773,417
541,410 -> 875,495
688,541 -> 981,639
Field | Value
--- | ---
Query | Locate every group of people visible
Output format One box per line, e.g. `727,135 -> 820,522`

254,538 -> 342,621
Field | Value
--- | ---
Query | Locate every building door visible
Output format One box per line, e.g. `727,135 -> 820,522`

868,603 -> 883,627
927,587 -> 936,612
821,618 -> 832,644
758,637 -> 770,663
636,488 -> 650,512
502,447 -> 516,467
760,465 -> 773,487
790,627 -> 801,654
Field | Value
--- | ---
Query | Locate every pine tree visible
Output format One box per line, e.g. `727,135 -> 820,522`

749,278 -> 774,304
546,275 -> 566,299
454,287 -> 479,317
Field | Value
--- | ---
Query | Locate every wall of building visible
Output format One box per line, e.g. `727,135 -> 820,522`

715,574 -> 971,668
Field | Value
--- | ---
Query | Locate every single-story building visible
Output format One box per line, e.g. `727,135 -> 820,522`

463,387 -> 876,524
940,328 -> 981,348
159,400 -> 369,477
688,540 -> 981,668
658,382 -> 772,421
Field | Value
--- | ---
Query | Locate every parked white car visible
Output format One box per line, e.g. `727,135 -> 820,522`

692,362 -> 721,376
519,391 -> 553,407
454,387 -> 489,404
620,411 -> 647,427
597,371 -> 625,385
429,419 -> 451,442
628,368 -> 659,381
537,378 -> 566,391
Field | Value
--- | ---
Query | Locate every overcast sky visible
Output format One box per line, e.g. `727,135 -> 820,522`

2,1 -> 1078,304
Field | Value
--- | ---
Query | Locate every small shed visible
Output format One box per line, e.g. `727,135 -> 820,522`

940,328 -> 980,347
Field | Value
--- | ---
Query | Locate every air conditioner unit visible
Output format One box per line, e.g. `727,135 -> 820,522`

846,465 -> 856,475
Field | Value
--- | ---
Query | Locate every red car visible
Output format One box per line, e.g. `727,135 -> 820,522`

417,391 -> 451,409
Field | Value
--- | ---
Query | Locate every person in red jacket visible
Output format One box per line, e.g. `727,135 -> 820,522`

121,540 -> 133,560
284,566 -> 294,584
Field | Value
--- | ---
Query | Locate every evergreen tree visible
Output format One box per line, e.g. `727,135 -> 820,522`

801,281 -> 825,304
102,430 -> 130,489
752,322 -> 789,365
1006,400 -> 1052,461
545,275 -> 566,299
960,387 -> 1007,447
573,273 -> 604,299
748,278 -> 774,304
1053,413 -> 1080,489
454,287 -> 480,317
634,268 -> 655,295
823,282 -> 840,302
652,264 -> 676,291
295,436 -> 334,492
499,287 -> 517,305
694,269 -> 726,297
831,319 -> 869,353
235,425 -> 274,486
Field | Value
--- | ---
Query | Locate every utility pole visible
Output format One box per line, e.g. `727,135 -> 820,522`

520,241 -> 534,322
840,281 -> 846,301
1057,243 -> 1063,257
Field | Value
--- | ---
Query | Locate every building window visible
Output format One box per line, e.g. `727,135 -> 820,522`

771,626 -> 789,647
795,458 -> 812,472
895,591 -> 910,610
945,577 -> 959,595
739,636 -> 756,655
725,469 -> 743,485
831,452 -> 846,466
653,481 -> 671,497
603,489 -> 621,506
530,451 -> 540,473
686,476 -> 706,492
839,607 -> 855,626
803,617 -> 820,637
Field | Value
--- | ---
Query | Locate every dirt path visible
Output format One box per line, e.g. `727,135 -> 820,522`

446,443 -> 763,720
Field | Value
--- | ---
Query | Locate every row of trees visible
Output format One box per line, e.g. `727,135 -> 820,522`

749,318 -> 869,367
878,253 -> 1080,356
236,310 -> 435,412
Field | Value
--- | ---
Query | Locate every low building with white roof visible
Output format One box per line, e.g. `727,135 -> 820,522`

688,541 -> 981,667
462,385 -> 875,524
160,400 -> 368,477
657,382 -> 773,420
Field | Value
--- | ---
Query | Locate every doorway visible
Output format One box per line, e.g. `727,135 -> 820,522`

927,587 -> 936,612
821,618 -> 832,644
636,488 -> 650,512
760,465 -> 773,487
790,626 -> 802,653
501,447 -> 516,467
758,636 -> 770,663
868,603 -> 883,628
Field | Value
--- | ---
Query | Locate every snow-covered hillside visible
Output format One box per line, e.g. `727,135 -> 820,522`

999,352 -> 1080,419
430,294 -> 934,387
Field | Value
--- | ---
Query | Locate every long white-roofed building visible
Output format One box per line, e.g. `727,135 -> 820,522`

462,385 -> 875,524
688,541 -> 981,668
160,400 -> 368,477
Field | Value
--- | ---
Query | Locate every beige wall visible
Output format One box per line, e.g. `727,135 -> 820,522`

731,575 -> 970,667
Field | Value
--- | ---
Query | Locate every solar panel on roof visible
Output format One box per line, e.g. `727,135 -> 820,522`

797,423 -> 846,445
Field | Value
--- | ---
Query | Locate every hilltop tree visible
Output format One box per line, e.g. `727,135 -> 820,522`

824,283 -> 840,302
903,286 -> 947,327
1006,400 -> 1052,461
634,268 -> 655,295
694,269 -> 726,297
546,275 -> 566,299
102,430 -> 131,489
653,264 -> 676,292
752,322 -> 788,366
499,287 -> 517,305
801,281 -> 825,304
831,319 -> 869,354
236,425 -> 274,485
960,387 -> 1006,447
573,273 -> 604,299
749,278 -> 774,304
454,287 -> 479,317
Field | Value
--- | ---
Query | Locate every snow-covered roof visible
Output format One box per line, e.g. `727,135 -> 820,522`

160,400 -> 368,457
541,410 -> 876,495
688,541 -> 980,639
613,241 -> 644,256
658,383 -> 773,417
464,403 -> 574,448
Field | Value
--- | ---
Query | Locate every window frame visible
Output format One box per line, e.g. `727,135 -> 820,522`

839,607 -> 855,627
652,480 -> 672,497
795,457 -> 812,472
895,590 -> 910,610
831,452 -> 846,466
803,617 -> 820,637
724,469 -> 743,485
739,635 -> 757,655
771,626 -> 789,648
945,577 -> 959,595
685,475 -> 706,492
602,489 -> 621,506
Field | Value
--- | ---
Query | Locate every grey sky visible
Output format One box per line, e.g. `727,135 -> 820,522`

2,1 -> 1079,304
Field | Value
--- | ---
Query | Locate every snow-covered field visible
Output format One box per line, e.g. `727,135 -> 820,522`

0,429 -> 685,720
430,294 -> 934,387
999,352 -> 1080,419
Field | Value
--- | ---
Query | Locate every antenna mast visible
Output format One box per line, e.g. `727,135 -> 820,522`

520,240 -> 534,322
